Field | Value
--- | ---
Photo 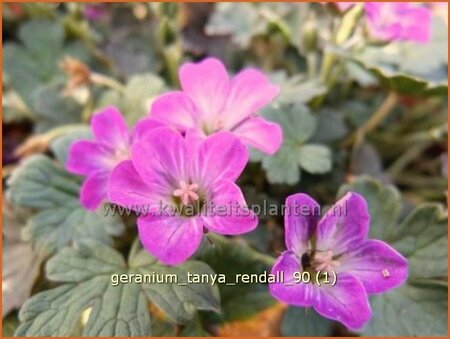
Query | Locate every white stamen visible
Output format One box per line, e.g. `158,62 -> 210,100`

312,250 -> 340,273
173,181 -> 200,206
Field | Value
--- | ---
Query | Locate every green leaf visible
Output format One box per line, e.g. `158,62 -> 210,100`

6,155 -> 124,255
261,146 -> 301,185
3,19 -> 91,107
337,176 -> 401,240
281,307 -> 333,336
16,240 -> 220,336
362,281 -> 448,336
272,73 -> 327,106
18,19 -> 64,73
98,73 -> 166,125
31,82 -> 84,133
255,104 -> 332,184
311,108 -> 348,143
196,234 -> 276,322
206,2 -> 262,48
392,204 -> 448,279
297,144 -> 332,174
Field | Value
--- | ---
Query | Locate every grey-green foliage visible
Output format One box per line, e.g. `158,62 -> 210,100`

31,81 -> 85,133
252,103 -> 332,185
16,240 -> 220,336
3,19 -> 90,106
281,307 -> 333,336
97,73 -> 166,125
338,176 -> 448,336
196,234 -> 276,323
6,154 -> 124,256
3,19 -> 89,131
206,2 -> 262,48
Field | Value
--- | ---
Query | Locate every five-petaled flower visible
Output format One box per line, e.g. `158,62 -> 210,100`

364,2 -> 431,43
322,2 -> 431,43
108,127 -> 258,265
148,57 -> 283,155
66,106 -> 158,210
269,192 -> 408,330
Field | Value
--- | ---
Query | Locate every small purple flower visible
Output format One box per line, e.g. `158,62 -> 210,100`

269,192 -> 408,330
108,127 -> 257,265
364,2 -> 431,43
149,58 -> 283,155
66,106 -> 159,210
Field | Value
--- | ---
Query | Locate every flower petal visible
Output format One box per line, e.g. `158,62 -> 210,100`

284,193 -> 321,256
108,161 -> 157,211
231,116 -> 283,155
132,118 -> 165,143
131,127 -> 188,189
316,192 -> 369,255
399,6 -> 431,43
269,251 -> 316,307
364,3 -> 431,43
338,239 -> 408,294
222,68 -> 279,127
80,172 -> 109,210
179,58 -> 230,120
314,272 -> 372,330
66,140 -> 111,175
190,132 -> 248,187
202,180 -> 257,235
137,214 -> 203,265
91,106 -> 130,149
149,91 -> 199,130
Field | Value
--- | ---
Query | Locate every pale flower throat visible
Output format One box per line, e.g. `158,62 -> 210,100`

173,181 -> 200,206
312,250 -> 340,273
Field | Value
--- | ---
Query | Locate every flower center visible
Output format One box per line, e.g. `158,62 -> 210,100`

311,250 -> 340,273
202,118 -> 225,135
173,181 -> 200,206
107,148 -> 130,168
171,181 -> 205,218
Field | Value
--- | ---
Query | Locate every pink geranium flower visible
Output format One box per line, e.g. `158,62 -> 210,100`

149,58 -> 283,155
66,106 -> 159,210
269,192 -> 408,330
364,2 -> 431,43
108,127 -> 257,265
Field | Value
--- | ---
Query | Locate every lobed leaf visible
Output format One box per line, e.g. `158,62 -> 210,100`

16,240 -> 220,336
7,154 -> 124,255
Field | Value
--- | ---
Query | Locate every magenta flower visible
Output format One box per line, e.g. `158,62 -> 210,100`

149,58 -> 282,155
364,2 -> 431,43
66,106 -> 159,210
269,192 -> 408,330
108,127 -> 257,265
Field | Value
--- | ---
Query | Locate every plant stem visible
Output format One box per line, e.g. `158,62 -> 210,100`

343,91 -> 399,147
387,141 -> 431,178
90,73 -> 125,93
319,4 -> 363,84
